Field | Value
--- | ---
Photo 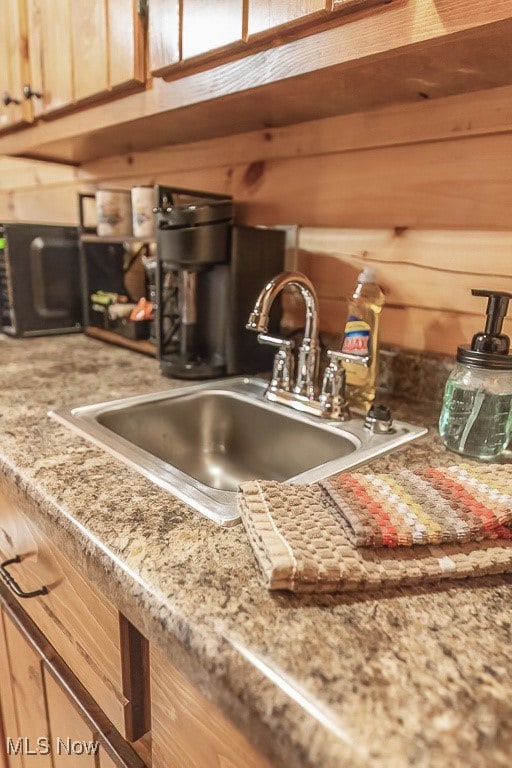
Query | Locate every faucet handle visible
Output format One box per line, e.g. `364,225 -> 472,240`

327,349 -> 371,368
319,351 -> 349,420
257,333 -> 295,392
327,350 -> 370,368
257,333 -> 293,349
318,349 -> 370,420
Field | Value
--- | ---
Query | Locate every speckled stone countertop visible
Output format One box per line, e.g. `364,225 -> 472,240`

0,334 -> 511,768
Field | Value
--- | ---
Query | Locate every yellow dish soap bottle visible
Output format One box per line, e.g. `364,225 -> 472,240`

341,267 -> 385,411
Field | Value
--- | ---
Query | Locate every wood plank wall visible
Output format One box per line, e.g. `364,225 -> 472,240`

1,83 -> 512,354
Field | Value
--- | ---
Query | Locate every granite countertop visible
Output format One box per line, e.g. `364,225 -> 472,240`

0,334 -> 511,768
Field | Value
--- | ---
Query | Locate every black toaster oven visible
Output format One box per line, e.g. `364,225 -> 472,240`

0,223 -> 83,337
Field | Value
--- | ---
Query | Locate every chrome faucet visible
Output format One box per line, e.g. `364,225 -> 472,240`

247,271 -> 369,420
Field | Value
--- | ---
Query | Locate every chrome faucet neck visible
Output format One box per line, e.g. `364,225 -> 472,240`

247,271 -> 320,398
247,271 -> 370,420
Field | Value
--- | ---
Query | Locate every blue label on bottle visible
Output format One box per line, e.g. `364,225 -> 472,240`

342,316 -> 371,356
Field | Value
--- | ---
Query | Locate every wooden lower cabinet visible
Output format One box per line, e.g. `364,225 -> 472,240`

0,588 -> 274,768
0,589 -> 145,768
0,482 -> 272,768
151,646 -> 271,768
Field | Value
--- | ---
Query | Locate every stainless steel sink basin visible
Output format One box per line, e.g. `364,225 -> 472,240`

50,377 -> 427,526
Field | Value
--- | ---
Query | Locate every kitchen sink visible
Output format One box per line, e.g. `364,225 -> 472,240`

50,377 -> 427,526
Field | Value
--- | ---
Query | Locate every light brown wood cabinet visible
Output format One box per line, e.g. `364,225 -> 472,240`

0,0 -> 146,129
151,646 -> 271,768
0,481 -> 149,767
0,597 -> 143,768
181,0 -> 245,59
149,0 -> 352,76
0,479 -> 271,768
2,0 -> 510,164
246,0 -> 328,38
0,0 -> 32,130
0,484 -> 132,737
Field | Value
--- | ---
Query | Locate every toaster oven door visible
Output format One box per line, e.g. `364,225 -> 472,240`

3,224 -> 83,337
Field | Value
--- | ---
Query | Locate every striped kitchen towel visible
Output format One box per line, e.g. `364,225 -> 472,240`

320,464 -> 512,548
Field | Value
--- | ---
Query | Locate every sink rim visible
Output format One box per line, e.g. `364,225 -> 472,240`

49,377 -> 428,527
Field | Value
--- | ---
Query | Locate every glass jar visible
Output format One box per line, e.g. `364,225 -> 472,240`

439,362 -> 512,459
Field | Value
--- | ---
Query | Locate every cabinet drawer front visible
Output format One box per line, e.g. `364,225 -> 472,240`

0,483 -> 126,736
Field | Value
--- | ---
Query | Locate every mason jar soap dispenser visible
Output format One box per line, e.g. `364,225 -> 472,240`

439,289 -> 512,459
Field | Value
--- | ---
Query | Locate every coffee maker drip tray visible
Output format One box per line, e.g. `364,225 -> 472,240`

160,353 -> 226,380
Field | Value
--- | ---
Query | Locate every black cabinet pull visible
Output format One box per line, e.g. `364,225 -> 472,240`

23,84 -> 42,100
2,92 -> 20,106
0,555 -> 48,599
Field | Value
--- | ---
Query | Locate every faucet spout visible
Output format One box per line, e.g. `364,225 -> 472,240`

246,271 -> 319,342
247,271 -> 320,399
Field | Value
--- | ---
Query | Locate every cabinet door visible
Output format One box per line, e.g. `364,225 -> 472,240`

108,0 -> 146,91
149,0 -> 180,74
181,0 -> 244,59
26,0 -> 74,115
71,0 -> 109,102
1,610 -> 52,768
71,0 -> 145,103
0,612 -> 22,768
26,0 -> 146,117
247,0 -> 328,37
0,0 -> 32,129
44,674 -> 97,768
151,645 -> 271,768
0,591 -> 146,768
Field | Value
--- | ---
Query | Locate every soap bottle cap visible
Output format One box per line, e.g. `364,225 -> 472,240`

357,266 -> 377,283
457,289 -> 512,370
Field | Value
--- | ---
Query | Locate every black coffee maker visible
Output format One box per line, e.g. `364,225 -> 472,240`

154,186 -> 285,379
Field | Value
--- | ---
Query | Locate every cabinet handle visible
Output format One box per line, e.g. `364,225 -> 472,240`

23,84 -> 42,100
0,555 -> 48,599
2,92 -> 20,106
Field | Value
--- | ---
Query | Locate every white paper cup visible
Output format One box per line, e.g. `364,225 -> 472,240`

96,189 -> 132,237
131,186 -> 156,238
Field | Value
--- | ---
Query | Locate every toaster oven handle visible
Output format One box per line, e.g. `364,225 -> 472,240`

0,555 -> 48,599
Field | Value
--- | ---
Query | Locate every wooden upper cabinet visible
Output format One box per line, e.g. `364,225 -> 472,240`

11,0 -> 147,123
71,0 -> 109,102
0,0 -> 32,129
149,0 -> 180,75
181,0 -> 244,59
246,0 -> 328,38
27,0 -> 74,116
148,0 -> 373,78
108,0 -> 147,90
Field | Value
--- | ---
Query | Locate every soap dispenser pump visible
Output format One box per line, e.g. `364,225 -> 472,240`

439,289 -> 512,459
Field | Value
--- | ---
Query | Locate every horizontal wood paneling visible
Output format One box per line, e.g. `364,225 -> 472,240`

82,83 -> 512,179
4,130 -> 512,231
1,83 -> 512,354
0,157 -> 82,191
287,228 -> 512,354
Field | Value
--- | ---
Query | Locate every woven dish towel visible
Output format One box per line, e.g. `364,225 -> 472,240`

320,464 -> 512,547
238,464 -> 512,593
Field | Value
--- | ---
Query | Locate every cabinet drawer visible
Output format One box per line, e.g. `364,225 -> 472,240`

0,480 -> 128,737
